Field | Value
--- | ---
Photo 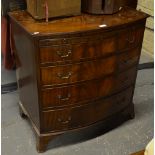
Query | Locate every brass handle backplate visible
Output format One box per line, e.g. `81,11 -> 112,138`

120,76 -> 129,84
126,37 -> 135,44
116,97 -> 126,105
123,57 -> 137,65
58,117 -> 71,124
56,49 -> 72,58
126,29 -> 135,44
57,72 -> 72,79
58,93 -> 71,101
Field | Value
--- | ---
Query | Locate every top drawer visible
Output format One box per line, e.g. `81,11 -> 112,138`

39,25 -> 145,65
118,25 -> 145,51
39,33 -> 117,64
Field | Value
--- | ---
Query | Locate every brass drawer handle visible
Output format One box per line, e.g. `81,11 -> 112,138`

123,58 -> 136,65
126,37 -> 135,44
116,97 -> 126,105
123,59 -> 129,64
124,76 -> 129,83
120,76 -> 129,84
58,117 -> 71,124
126,32 -> 135,44
56,50 -> 72,58
57,72 -> 72,79
58,93 -> 71,101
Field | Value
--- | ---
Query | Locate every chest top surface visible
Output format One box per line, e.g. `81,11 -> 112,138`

9,7 -> 148,36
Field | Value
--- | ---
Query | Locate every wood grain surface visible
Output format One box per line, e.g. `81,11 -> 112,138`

9,7 -> 148,152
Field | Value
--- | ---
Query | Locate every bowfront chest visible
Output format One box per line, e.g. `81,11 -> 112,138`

9,7 -> 148,152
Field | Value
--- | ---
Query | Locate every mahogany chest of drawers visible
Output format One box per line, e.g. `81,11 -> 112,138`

9,7 -> 148,153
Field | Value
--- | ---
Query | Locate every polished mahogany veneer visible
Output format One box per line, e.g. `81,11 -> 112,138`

9,7 -> 148,153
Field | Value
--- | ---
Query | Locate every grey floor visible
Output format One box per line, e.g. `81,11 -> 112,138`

2,52 -> 154,155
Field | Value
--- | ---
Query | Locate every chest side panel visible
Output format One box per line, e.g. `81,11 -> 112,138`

11,19 -> 40,129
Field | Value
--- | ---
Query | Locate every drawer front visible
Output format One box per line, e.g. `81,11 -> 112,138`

118,25 -> 145,51
41,67 -> 137,109
118,47 -> 140,71
39,34 -> 117,64
39,25 -> 144,64
42,87 -> 133,132
40,56 -> 117,86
